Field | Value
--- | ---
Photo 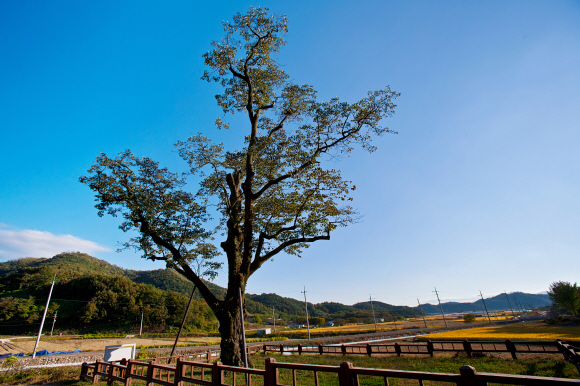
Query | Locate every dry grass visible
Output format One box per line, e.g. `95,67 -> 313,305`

4,336 -> 220,354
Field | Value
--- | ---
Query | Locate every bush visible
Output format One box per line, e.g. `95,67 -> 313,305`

463,314 -> 476,323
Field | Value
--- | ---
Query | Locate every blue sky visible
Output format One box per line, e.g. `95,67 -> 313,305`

1,1 -> 579,307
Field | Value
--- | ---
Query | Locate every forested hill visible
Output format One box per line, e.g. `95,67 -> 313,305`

0,252 -> 552,335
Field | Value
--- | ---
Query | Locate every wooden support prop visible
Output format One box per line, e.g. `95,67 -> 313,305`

366,343 -> 372,357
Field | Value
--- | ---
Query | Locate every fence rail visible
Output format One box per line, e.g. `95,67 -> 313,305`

80,356 -> 580,386
263,339 -> 563,359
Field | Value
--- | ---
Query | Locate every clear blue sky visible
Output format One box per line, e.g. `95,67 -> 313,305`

1,1 -> 579,307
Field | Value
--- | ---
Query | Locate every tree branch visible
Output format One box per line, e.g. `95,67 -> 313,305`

249,232 -> 330,275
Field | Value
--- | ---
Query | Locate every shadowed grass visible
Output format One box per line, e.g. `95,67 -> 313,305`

5,351 -> 578,386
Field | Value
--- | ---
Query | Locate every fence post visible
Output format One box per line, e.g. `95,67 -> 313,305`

107,361 -> 114,384
207,349 -> 212,363
463,340 -> 472,358
505,339 -> 517,359
427,340 -> 434,357
339,362 -> 355,386
459,365 -> 486,386
366,344 -> 372,357
265,358 -> 278,386
146,361 -> 155,386
280,344 -> 284,355
263,344 -> 267,354
341,344 -> 347,356
92,362 -> 100,384
298,344 -> 303,355
212,362 -> 223,386
173,358 -> 182,386
394,343 -> 401,357
126,360 -> 134,386
319,344 -> 323,355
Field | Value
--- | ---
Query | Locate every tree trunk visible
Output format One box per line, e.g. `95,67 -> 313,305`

216,296 -> 247,366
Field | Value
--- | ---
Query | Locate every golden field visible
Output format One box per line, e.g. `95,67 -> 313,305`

421,322 -> 580,341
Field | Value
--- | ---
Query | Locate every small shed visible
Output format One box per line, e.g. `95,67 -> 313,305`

257,328 -> 271,336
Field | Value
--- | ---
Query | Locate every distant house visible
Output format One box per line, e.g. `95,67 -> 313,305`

257,328 -> 271,336
325,321 -> 335,327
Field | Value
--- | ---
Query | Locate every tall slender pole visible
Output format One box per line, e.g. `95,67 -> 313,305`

239,287 -> 250,385
238,287 -> 249,374
170,285 -> 197,359
32,274 -> 56,358
50,311 -> 57,337
369,295 -> 377,332
140,312 -> 144,336
504,292 -> 515,316
479,291 -> 492,323
302,286 -> 310,340
392,315 -> 398,330
417,299 -> 428,328
272,307 -> 276,334
513,297 -> 523,313
433,288 -> 448,328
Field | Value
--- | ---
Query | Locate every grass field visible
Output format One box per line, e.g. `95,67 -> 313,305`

2,352 -> 578,385
419,322 -> 580,341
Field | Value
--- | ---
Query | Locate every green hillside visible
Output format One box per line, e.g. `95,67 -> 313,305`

0,252 -> 553,335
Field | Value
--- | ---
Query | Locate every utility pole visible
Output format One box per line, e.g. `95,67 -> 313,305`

302,286 -> 311,340
50,311 -> 57,337
417,299 -> 428,328
513,297 -> 523,313
369,294 -> 377,332
433,288 -> 448,328
272,307 -> 276,334
504,292 -> 515,316
140,312 -> 144,336
170,285 -> 197,359
479,291 -> 492,323
32,274 -> 56,358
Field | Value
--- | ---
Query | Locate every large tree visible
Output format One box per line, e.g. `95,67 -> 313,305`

81,7 -> 399,366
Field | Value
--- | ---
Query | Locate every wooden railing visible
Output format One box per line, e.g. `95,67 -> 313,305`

263,339 -> 563,359
80,356 -> 580,386
559,340 -> 580,373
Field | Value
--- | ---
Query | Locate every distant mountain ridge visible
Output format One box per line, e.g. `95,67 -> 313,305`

0,252 -> 552,317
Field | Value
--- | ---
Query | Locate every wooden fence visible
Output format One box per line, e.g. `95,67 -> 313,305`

263,340 -> 566,359
80,356 -> 580,386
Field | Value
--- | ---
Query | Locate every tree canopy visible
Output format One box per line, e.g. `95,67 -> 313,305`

81,7 -> 399,365
548,281 -> 580,316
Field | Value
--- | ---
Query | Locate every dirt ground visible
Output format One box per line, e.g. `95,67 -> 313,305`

2,336 -> 220,355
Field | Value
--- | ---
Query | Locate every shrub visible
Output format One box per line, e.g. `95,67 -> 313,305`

463,314 -> 476,323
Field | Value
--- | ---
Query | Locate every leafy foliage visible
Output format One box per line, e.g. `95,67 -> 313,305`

548,281 -> 580,315
80,7 -> 399,365
463,313 -> 476,323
